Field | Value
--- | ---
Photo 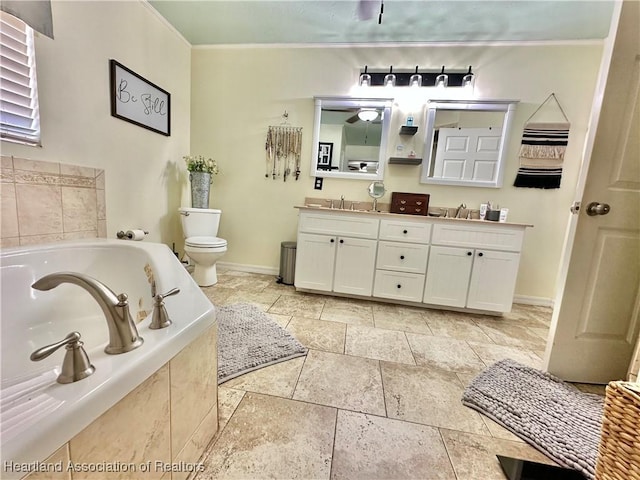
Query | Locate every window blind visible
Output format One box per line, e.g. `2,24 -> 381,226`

0,12 -> 40,145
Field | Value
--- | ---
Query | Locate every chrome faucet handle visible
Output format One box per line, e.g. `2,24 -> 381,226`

30,332 -> 95,384
150,287 -> 180,330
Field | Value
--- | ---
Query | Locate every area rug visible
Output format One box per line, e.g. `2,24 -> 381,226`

461,359 -> 604,479
217,303 -> 307,384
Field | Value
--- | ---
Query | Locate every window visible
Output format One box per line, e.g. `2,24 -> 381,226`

0,11 -> 40,145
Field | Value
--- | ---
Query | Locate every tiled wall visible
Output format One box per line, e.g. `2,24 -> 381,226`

0,156 -> 106,247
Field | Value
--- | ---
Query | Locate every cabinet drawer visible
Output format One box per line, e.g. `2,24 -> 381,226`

373,270 -> 425,302
376,241 -> 429,274
299,212 -> 379,239
379,219 -> 432,244
431,223 -> 524,252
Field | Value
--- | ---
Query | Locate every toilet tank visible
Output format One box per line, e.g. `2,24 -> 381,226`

179,207 -> 221,238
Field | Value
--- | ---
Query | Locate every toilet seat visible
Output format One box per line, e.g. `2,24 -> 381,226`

185,236 -> 227,248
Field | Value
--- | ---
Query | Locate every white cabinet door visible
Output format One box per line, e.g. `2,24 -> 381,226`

334,237 -> 377,296
423,246 -> 473,308
466,250 -> 521,312
294,233 -> 336,292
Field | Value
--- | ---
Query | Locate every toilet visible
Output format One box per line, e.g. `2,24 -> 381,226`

179,207 -> 227,286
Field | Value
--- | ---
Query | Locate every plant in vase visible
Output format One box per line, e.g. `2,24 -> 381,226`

184,155 -> 219,208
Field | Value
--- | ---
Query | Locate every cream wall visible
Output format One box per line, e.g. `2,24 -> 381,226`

1,1 -> 191,246
191,44 -> 602,301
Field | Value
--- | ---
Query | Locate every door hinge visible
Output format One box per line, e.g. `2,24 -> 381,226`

570,201 -> 581,214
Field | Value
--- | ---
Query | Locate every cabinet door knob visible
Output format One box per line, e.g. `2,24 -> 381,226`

467,251 -> 472,256
403,229 -> 408,234
478,252 -> 484,257
330,238 -> 335,243
339,239 -> 344,244
397,284 -> 402,289
400,255 -> 405,260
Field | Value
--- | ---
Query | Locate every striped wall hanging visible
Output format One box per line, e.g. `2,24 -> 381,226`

513,93 -> 570,189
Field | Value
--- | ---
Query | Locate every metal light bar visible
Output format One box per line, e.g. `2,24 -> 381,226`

359,67 -> 472,87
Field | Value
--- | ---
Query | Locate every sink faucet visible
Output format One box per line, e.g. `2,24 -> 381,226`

339,195 -> 345,210
455,203 -> 467,219
32,272 -> 144,354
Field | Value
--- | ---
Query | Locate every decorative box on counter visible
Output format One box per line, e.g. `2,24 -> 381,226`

390,192 -> 430,216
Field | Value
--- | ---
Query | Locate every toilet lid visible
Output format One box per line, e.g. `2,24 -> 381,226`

185,236 -> 227,248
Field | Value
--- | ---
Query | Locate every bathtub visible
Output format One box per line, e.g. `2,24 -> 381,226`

0,239 -> 216,468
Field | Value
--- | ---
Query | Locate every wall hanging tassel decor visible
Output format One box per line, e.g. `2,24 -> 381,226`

513,93 -> 570,189
265,112 -> 303,181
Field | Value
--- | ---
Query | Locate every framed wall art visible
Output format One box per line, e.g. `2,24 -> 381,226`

318,142 -> 333,170
109,59 -> 171,136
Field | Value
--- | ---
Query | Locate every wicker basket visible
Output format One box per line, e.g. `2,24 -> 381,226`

594,381 -> 640,480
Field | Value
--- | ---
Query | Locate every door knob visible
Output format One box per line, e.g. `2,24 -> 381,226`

586,202 -> 611,216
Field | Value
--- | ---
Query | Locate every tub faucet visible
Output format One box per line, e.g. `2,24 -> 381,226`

32,272 -> 144,355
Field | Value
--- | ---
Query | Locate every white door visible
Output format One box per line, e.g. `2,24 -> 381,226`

433,128 -> 501,181
545,1 -> 640,383
466,250 -> 521,313
423,245 -> 473,308
333,237 -> 377,296
294,233 -> 336,292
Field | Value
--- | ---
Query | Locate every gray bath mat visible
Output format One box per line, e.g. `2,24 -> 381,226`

462,359 -> 604,479
217,303 -> 307,384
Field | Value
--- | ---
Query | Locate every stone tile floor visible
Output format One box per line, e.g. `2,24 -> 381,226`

195,270 -> 604,480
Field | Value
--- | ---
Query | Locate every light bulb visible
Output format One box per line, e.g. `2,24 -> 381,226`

409,66 -> 422,88
435,65 -> 448,89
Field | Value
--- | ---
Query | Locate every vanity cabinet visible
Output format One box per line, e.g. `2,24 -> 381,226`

295,207 -> 529,313
423,223 -> 524,312
294,212 -> 379,295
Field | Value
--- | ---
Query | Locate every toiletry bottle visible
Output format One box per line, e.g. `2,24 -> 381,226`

499,208 -> 509,222
479,203 -> 488,220
406,116 -> 414,126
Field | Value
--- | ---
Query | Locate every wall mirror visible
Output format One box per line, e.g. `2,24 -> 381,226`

420,100 -> 518,188
311,96 -> 393,180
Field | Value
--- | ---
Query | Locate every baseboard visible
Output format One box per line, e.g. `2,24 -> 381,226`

513,295 -> 555,308
216,262 -> 556,307
217,261 -> 279,276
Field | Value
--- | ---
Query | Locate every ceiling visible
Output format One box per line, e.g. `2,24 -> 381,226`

148,0 -> 615,46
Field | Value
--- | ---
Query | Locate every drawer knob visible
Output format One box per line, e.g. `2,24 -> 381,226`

467,251 -> 472,256
399,207 -> 405,211
478,252 -> 484,257
397,284 -> 402,289
400,200 -> 406,204
400,255 -> 405,260
339,239 -> 344,244
403,229 -> 408,234
330,238 -> 335,243
416,201 -> 422,205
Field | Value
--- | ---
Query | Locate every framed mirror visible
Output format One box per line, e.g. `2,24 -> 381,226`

311,96 -> 393,180
420,100 -> 518,188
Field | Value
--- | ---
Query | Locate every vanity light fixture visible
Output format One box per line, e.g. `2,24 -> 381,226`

359,65 -> 372,87
383,66 -> 396,87
462,66 -> 475,89
435,66 -> 448,88
357,108 -> 379,122
357,66 -> 474,88
409,66 -> 422,88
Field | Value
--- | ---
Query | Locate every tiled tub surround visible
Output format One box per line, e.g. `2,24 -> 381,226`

0,240 -> 217,479
0,156 -> 106,247
21,325 -> 218,480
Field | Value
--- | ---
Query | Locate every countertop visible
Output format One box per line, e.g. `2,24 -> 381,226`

295,205 -> 534,228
